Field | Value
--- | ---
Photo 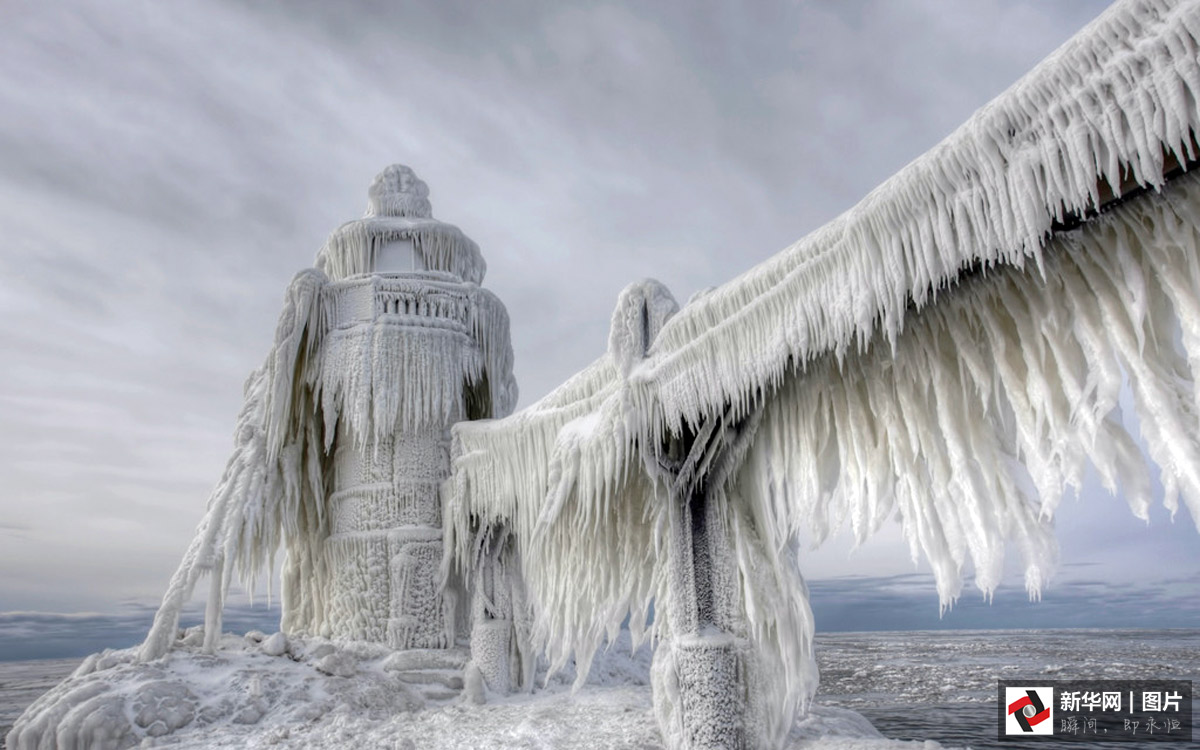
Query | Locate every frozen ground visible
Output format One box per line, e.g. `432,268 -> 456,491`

1,627 -> 907,750
3,629 -> 1196,749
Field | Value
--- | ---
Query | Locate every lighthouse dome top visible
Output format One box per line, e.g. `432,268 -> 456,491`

366,164 -> 432,218
316,164 -> 486,284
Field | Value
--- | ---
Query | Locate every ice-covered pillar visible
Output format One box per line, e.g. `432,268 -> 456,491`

607,280 -> 761,749
653,406 -> 764,750
306,165 -> 516,649
466,525 -> 533,694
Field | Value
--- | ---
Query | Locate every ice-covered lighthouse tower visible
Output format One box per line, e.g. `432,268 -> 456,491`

295,165 -> 517,647
139,165 -> 517,660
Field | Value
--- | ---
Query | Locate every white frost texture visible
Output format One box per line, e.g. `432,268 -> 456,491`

13,1 -> 1200,749
139,165 -> 518,663
7,627 -> 917,750
447,2 -> 1200,748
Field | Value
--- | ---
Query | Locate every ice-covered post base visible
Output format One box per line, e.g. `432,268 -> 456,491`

466,524 -> 531,695
470,618 -> 512,692
671,635 -> 751,749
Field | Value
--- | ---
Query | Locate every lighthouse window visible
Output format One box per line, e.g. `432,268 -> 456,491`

375,238 -> 426,273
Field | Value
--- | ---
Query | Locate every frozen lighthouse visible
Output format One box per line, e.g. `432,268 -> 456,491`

299,164 -> 516,647
138,165 -> 517,659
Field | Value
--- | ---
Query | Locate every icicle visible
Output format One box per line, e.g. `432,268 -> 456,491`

616,0 -> 1200,448
202,556 -> 225,653
446,169 -> 1200,748
315,219 -> 486,284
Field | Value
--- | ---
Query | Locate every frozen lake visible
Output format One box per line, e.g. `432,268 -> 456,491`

1,657 -> 79,744
3,629 -> 1197,748
813,628 -> 1199,748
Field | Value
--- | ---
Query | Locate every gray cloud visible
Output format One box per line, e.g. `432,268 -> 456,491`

0,523 -> 31,540
3,0 -> 1195,647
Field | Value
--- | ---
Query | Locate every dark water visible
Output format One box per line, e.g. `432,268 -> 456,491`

0,657 -> 79,743
814,629 -> 1200,749
2,631 -> 1196,748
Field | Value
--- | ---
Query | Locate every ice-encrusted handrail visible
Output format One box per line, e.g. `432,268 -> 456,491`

445,3 -> 1200,748
634,0 -> 1200,438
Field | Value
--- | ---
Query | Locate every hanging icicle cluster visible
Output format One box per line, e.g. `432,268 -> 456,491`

142,268 -> 329,660
445,282 -> 679,684
630,0 -> 1200,442
316,164 -> 487,284
740,170 -> 1200,603
142,248 -> 516,658
319,277 -> 515,450
316,218 -> 486,285
446,2 -> 1200,748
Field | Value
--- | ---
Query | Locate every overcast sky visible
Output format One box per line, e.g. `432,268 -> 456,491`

1,0 -> 1196,661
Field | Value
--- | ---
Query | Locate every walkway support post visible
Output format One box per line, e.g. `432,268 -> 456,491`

653,405 -> 764,750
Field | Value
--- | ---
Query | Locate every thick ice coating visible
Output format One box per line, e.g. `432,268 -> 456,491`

32,3 -> 1199,749
140,166 -> 517,661
445,2 -> 1200,748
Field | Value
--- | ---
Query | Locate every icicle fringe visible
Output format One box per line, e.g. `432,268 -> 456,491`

316,217 -> 486,285
446,128 -> 1200,750
633,0 -> 1200,442
142,262 -> 515,659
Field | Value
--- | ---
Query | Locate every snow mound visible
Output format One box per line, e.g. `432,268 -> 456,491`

6,628 -> 951,750
6,628 -> 423,750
